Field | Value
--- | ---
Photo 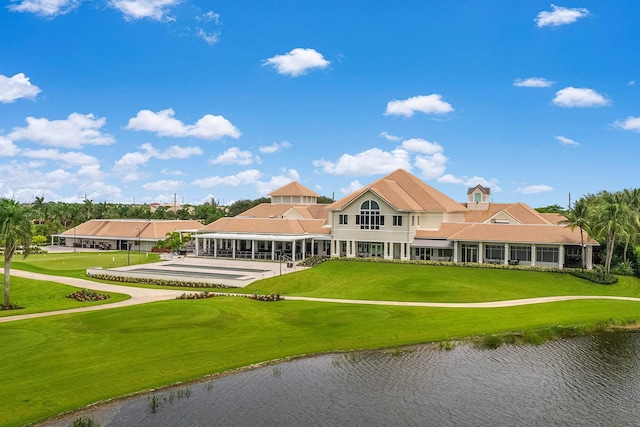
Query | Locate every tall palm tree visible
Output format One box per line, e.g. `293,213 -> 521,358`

0,199 -> 33,308
560,198 -> 592,271
622,188 -> 640,262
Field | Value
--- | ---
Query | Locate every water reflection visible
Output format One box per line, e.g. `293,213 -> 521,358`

41,331 -> 640,427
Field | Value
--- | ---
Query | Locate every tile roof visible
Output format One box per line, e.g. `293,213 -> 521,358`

540,213 -> 567,225
61,220 -> 203,239
417,223 -> 598,245
464,203 -> 551,224
328,169 -> 468,213
238,203 -> 328,221
199,217 -> 330,235
269,181 -> 320,197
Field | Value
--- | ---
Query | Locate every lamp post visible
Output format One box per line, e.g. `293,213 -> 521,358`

127,242 -> 131,266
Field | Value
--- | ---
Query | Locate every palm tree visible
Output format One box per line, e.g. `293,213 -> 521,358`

591,191 -> 633,275
560,198 -> 591,271
0,199 -> 33,308
622,188 -> 640,262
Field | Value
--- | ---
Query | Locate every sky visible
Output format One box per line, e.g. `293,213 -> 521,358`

1,1 -> 639,208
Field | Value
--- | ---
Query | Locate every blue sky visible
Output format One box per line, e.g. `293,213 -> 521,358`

1,1 -> 638,208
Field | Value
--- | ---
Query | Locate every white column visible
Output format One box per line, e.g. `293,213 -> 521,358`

213,239 -> 217,257
194,236 -> 199,256
531,244 -> 536,266
586,246 -> 593,269
504,243 -> 509,265
453,241 -> 458,263
478,242 -> 484,264
232,239 -> 236,259
271,241 -> 275,260
302,239 -> 306,259
251,240 -> 255,260
558,245 -> 564,269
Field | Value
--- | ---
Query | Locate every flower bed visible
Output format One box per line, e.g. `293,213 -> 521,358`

67,289 -> 110,302
86,273 -> 238,289
176,292 -> 284,302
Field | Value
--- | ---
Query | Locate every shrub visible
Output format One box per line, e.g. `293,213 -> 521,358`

298,256 -> 329,267
612,260 -> 635,276
569,269 -> 618,284
86,273 -> 238,289
67,289 -> 110,302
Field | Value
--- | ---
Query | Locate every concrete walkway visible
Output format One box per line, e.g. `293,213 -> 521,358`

3,269 -> 640,324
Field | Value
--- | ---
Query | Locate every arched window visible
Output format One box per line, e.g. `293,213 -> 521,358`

474,193 -> 482,203
356,200 -> 383,230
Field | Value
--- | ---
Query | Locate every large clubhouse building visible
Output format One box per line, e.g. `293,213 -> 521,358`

194,169 -> 597,269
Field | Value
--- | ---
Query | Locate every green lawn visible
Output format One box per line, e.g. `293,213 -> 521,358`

0,276 -> 129,317
243,260 -> 640,302
5,251 -> 161,278
3,296 -> 640,427
3,256 -> 640,426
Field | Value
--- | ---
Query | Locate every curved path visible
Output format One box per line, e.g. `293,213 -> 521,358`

2,270 -> 640,323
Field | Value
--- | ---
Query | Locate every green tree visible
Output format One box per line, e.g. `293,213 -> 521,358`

0,199 -> 33,308
560,198 -> 591,271
591,191 -> 634,275
535,204 -> 567,214
153,231 -> 190,252
226,197 -> 270,217
194,198 -> 225,224
621,188 -> 640,262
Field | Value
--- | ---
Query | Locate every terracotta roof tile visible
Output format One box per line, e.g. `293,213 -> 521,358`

61,220 -> 203,239
199,217 -> 330,235
269,182 -> 320,197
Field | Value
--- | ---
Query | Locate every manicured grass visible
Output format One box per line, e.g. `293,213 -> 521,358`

3,297 -> 640,426
5,251 -> 161,278
0,276 -> 129,317
244,261 -> 640,302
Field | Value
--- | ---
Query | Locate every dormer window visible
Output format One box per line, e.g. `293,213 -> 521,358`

474,193 -> 481,203
356,200 -> 383,230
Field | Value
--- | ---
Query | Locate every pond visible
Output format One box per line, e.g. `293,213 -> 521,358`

41,331 -> 640,426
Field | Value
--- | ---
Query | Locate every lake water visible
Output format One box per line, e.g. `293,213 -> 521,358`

42,331 -> 640,426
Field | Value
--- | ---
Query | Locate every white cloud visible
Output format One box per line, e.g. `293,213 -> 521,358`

264,48 -> 330,77
614,116 -> 640,132
8,0 -> 79,16
555,135 -> 579,146
197,11 -> 220,23
401,138 -> 443,155
384,94 -> 454,117
196,28 -> 220,45
0,136 -> 20,156
142,180 -> 184,191
340,180 -> 363,194
259,140 -> 292,154
211,147 -> 255,165
517,184 -> 554,194
535,4 -> 589,27
0,73 -> 42,103
161,168 -> 184,176
22,148 -> 101,167
313,147 -> 411,176
628,80 -> 636,86
139,142 -> 203,159
192,169 -> 263,188
126,108 -> 240,140
513,77 -> 554,88
112,142 -> 202,182
552,87 -> 610,108
108,0 -> 180,21
437,174 -> 502,192
8,113 -> 115,148
379,131 -> 402,141
414,153 -> 447,180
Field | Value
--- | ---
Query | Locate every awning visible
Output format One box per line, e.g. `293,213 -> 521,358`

411,239 -> 453,249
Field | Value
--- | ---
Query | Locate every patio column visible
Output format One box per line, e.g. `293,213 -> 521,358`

558,245 -> 564,269
232,239 -> 236,259
251,240 -> 255,260
586,246 -> 593,269
194,236 -> 199,256
453,241 -> 458,263
504,243 -> 509,265
478,242 -> 484,264
213,239 -> 217,257
531,244 -> 536,266
311,239 -> 315,257
291,240 -> 295,261
271,241 -> 275,260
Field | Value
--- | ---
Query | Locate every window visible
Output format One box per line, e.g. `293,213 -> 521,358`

536,246 -> 558,263
359,200 -> 381,230
474,192 -> 481,203
339,214 -> 348,225
510,246 -> 531,262
393,215 -> 403,226
412,216 -> 415,226
485,245 -> 504,261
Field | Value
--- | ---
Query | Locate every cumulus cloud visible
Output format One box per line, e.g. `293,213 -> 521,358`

112,142 -> 202,182
379,131 -> 402,141
108,0 -> 180,21
535,4 -> 589,27
614,116 -> 640,132
192,169 -> 263,188
0,73 -> 42,103
313,147 -> 411,176
126,108 -> 240,140
196,28 -> 220,45
197,11 -> 220,23
555,135 -> 579,146
8,113 -> 115,148
414,153 -> 447,180
517,184 -> 554,194
22,148 -> 101,167
0,136 -> 20,157
340,180 -> 364,195
552,87 -> 610,108
401,138 -> 443,155
513,77 -> 554,88
259,140 -> 292,154
264,48 -> 330,77
8,0 -> 79,16
384,94 -> 454,117
142,179 -> 183,191
211,147 -> 256,165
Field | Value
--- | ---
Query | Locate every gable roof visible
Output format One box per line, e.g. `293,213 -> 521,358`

464,203 -> 552,225
237,203 -> 329,221
328,169 -> 468,213
199,217 -> 329,235
60,219 -> 203,240
269,182 -> 320,197
467,184 -> 491,195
